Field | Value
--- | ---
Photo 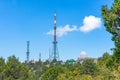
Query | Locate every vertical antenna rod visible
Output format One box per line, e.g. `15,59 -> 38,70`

54,10 -> 57,43
39,52 -> 41,62
53,10 -> 57,60
26,41 -> 30,63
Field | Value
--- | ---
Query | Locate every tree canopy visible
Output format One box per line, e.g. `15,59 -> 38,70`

102,0 -> 120,67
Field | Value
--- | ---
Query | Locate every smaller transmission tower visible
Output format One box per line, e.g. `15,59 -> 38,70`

26,41 -> 30,63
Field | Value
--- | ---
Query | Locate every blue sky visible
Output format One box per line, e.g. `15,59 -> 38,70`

0,0 -> 114,62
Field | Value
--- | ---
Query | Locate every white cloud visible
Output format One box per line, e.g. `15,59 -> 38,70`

47,24 -> 77,37
80,15 -> 101,33
47,15 -> 102,37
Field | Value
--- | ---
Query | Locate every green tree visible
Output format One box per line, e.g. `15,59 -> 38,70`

43,60 -> 50,65
0,57 -> 5,80
102,0 -> 120,47
40,66 -> 66,80
102,0 -> 120,66
81,58 -> 96,75
4,56 -> 33,80
95,53 -> 113,79
98,52 -> 111,66
57,68 -> 81,80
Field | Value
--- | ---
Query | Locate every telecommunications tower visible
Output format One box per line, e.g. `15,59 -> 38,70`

50,11 -> 60,61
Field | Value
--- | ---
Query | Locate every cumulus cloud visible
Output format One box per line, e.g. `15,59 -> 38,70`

47,15 -> 101,37
80,15 -> 101,33
47,24 -> 77,37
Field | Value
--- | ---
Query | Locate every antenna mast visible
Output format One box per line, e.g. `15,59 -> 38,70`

26,41 -> 30,63
50,10 -> 60,61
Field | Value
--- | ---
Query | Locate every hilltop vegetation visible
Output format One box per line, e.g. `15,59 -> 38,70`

0,53 -> 120,80
0,56 -> 34,80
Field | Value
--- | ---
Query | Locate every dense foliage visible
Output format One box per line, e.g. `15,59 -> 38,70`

0,56 -> 33,80
102,0 -> 120,68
